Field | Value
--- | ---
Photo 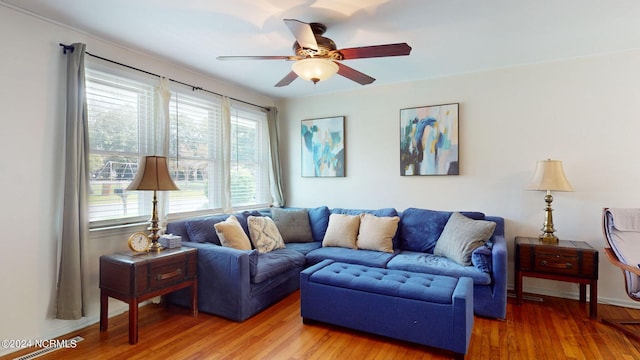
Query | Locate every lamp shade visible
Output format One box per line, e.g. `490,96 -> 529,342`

526,159 -> 573,192
292,58 -> 339,84
126,156 -> 179,191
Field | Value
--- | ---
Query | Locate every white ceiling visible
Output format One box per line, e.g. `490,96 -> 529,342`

5,0 -> 640,99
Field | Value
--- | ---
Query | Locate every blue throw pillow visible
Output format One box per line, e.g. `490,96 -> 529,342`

399,208 -> 485,253
236,210 -> 263,236
472,242 -> 493,273
185,214 -> 229,244
308,206 -> 331,242
331,207 -> 398,217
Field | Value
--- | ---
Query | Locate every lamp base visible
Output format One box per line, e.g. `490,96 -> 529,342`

539,232 -> 559,244
148,241 -> 164,252
539,191 -> 559,243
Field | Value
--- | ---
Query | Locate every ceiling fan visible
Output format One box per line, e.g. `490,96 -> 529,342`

217,19 -> 412,87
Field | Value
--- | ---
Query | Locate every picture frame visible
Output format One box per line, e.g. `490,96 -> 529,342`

400,103 -> 459,176
301,116 -> 345,177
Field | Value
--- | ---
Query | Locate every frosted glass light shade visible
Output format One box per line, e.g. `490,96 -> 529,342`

292,58 -> 339,84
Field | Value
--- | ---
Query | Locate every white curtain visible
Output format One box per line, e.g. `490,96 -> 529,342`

267,107 -> 285,206
56,43 -> 90,320
155,77 -> 171,226
221,97 -> 232,213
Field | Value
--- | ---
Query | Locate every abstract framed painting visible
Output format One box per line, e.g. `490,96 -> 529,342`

301,116 -> 345,177
400,103 -> 459,176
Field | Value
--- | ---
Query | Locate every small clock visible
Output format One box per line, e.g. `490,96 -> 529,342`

128,232 -> 151,253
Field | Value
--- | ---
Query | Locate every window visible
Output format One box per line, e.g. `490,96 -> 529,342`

85,67 -> 272,227
230,106 -> 271,208
86,69 -> 154,225
167,93 -> 222,214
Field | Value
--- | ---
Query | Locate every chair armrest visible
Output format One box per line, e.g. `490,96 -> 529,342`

605,247 -> 640,276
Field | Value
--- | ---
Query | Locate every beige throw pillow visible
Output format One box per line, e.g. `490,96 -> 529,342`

214,215 -> 251,251
322,213 -> 360,249
356,213 -> 399,253
434,212 -> 496,266
248,216 -> 286,253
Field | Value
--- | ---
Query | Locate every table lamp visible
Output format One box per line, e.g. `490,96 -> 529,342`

526,159 -> 573,243
126,156 -> 179,251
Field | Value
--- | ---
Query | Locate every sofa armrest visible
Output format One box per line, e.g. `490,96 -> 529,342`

182,242 -> 256,320
490,233 -> 508,318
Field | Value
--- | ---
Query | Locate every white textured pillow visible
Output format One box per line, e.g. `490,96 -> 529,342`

248,216 -> 285,253
356,213 -> 399,253
214,215 -> 251,251
322,213 -> 360,249
434,212 -> 496,266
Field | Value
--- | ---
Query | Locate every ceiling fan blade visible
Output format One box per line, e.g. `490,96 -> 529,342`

284,19 -> 318,51
336,62 -> 375,85
217,55 -> 298,61
274,71 -> 298,87
336,43 -> 412,60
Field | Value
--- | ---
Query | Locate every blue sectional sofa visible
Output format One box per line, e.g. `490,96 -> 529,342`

165,206 -> 507,321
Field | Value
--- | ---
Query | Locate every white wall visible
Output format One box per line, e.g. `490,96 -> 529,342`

277,49 -> 640,308
3,1 -> 639,353
0,4 -> 274,355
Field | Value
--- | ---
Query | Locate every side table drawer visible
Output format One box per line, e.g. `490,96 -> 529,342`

534,252 -> 579,276
149,260 -> 187,290
518,243 -> 598,279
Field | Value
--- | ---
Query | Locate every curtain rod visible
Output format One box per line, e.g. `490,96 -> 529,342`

59,43 -> 270,111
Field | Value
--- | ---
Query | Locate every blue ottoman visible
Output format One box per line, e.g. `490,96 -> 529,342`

300,260 -> 474,357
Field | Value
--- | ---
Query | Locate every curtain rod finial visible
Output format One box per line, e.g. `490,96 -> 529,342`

59,43 -> 75,54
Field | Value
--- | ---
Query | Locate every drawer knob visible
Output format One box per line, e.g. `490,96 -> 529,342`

156,268 -> 182,281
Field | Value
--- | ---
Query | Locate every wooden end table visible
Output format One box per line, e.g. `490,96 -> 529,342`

99,247 -> 198,344
514,236 -> 599,318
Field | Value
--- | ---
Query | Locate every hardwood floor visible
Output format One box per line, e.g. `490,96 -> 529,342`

3,292 -> 640,360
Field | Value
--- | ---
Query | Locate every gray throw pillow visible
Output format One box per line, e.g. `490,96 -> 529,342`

271,208 -> 314,243
434,212 -> 496,266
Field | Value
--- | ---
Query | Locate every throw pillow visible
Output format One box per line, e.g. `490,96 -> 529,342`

308,206 -> 331,242
248,216 -> 286,253
271,208 -> 314,243
399,208 -> 485,253
322,213 -> 360,249
356,213 -> 400,253
214,215 -> 252,251
434,212 -> 496,266
184,214 -> 229,244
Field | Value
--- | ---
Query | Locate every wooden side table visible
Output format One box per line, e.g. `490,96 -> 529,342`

99,247 -> 198,344
514,236 -> 598,318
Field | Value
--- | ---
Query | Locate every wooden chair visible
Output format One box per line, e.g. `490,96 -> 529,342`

602,208 -> 640,340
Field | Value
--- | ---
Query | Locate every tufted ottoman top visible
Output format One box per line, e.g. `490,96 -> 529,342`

308,262 -> 459,304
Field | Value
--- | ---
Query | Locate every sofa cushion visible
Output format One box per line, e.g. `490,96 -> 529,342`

251,248 -> 306,284
434,212 -> 496,266
308,206 -> 331,242
271,208 -> 314,243
214,215 -> 252,251
398,208 -> 485,253
248,216 -> 286,253
185,214 -> 229,244
284,241 -> 322,255
322,213 -> 360,249
387,250 -> 492,285
305,247 -> 394,268
356,213 -> 400,253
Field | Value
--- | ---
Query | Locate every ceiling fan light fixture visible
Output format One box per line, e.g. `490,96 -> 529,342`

292,58 -> 339,84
